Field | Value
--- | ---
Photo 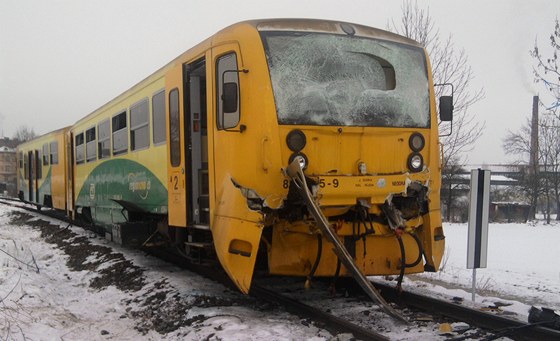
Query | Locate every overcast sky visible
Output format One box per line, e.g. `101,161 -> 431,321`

1,0 -> 558,165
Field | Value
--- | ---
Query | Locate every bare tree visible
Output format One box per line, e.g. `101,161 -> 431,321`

539,115 -> 560,221
503,119 -> 538,220
503,115 -> 560,222
531,18 -> 560,114
440,155 -> 467,222
387,0 -> 485,221
388,0 -> 485,168
12,125 -> 36,142
529,18 -> 560,221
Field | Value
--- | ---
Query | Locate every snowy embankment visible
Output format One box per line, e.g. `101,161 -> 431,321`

1,203 -> 559,340
0,206 -> 330,340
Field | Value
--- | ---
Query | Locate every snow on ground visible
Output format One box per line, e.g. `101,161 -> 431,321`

408,222 -> 560,320
0,203 -> 559,340
0,206 -> 330,340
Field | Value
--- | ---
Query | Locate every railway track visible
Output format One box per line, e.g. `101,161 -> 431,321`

374,281 -> 560,341
2,198 -> 560,340
144,247 -> 391,340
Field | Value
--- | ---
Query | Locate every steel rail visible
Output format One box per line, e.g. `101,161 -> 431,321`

372,281 -> 560,341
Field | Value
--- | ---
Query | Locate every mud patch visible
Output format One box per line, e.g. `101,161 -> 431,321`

7,210 -> 266,336
126,278 -> 254,335
9,211 -> 145,291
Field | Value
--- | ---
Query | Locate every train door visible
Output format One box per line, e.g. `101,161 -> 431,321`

66,132 -> 75,218
185,59 -> 208,226
167,64 -> 188,227
34,150 -> 40,204
27,151 -> 34,202
166,57 -> 209,228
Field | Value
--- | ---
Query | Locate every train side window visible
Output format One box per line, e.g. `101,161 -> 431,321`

42,144 -> 49,165
169,88 -> 181,167
98,119 -> 110,159
152,89 -> 166,145
85,127 -> 97,162
75,133 -> 85,164
130,98 -> 149,151
216,52 -> 240,130
24,154 -> 28,179
112,111 -> 128,155
19,152 -> 23,168
50,141 -> 58,164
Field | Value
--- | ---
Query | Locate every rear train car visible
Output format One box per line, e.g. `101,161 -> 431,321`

16,127 -> 69,210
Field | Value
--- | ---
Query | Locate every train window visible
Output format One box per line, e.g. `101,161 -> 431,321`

24,154 -> 28,179
112,111 -> 128,155
42,144 -> 49,165
152,89 -> 166,145
98,119 -> 110,159
85,127 -> 97,162
19,152 -> 23,168
169,88 -> 181,167
130,98 -> 149,151
50,141 -> 58,164
216,53 -> 240,129
75,133 -> 85,164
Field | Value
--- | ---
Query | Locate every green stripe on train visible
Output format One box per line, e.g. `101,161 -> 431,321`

38,167 -> 52,202
75,159 -> 167,229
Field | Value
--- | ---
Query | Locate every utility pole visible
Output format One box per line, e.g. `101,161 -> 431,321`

528,95 -> 539,220
529,95 -> 539,170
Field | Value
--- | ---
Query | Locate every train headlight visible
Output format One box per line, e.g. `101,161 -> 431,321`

289,152 -> 308,170
286,129 -> 307,152
408,153 -> 423,172
409,132 -> 425,152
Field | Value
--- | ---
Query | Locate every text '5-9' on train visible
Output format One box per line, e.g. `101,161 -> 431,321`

16,19 -> 454,312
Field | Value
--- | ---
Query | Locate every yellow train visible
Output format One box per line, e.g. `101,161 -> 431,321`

17,127 -> 69,211
17,19 -> 452,307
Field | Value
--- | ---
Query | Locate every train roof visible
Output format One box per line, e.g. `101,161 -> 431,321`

244,18 -> 421,47
17,126 -> 71,150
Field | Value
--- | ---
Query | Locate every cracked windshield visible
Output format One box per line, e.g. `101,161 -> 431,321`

262,32 -> 430,127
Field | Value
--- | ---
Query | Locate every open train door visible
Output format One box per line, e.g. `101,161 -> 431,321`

210,43 -> 263,293
66,131 -> 75,218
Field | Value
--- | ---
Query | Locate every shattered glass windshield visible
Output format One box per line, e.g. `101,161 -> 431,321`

261,32 -> 430,127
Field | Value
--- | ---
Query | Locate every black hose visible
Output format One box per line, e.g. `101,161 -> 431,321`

329,258 -> 342,293
405,233 -> 425,268
396,234 -> 406,291
305,234 -> 322,288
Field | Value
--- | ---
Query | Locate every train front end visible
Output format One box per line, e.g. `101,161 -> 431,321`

210,20 -> 450,295
259,22 -> 447,280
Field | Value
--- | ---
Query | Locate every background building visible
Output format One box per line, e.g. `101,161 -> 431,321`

0,138 -> 19,197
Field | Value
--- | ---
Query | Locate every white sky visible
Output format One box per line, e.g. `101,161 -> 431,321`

0,0 -> 558,164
